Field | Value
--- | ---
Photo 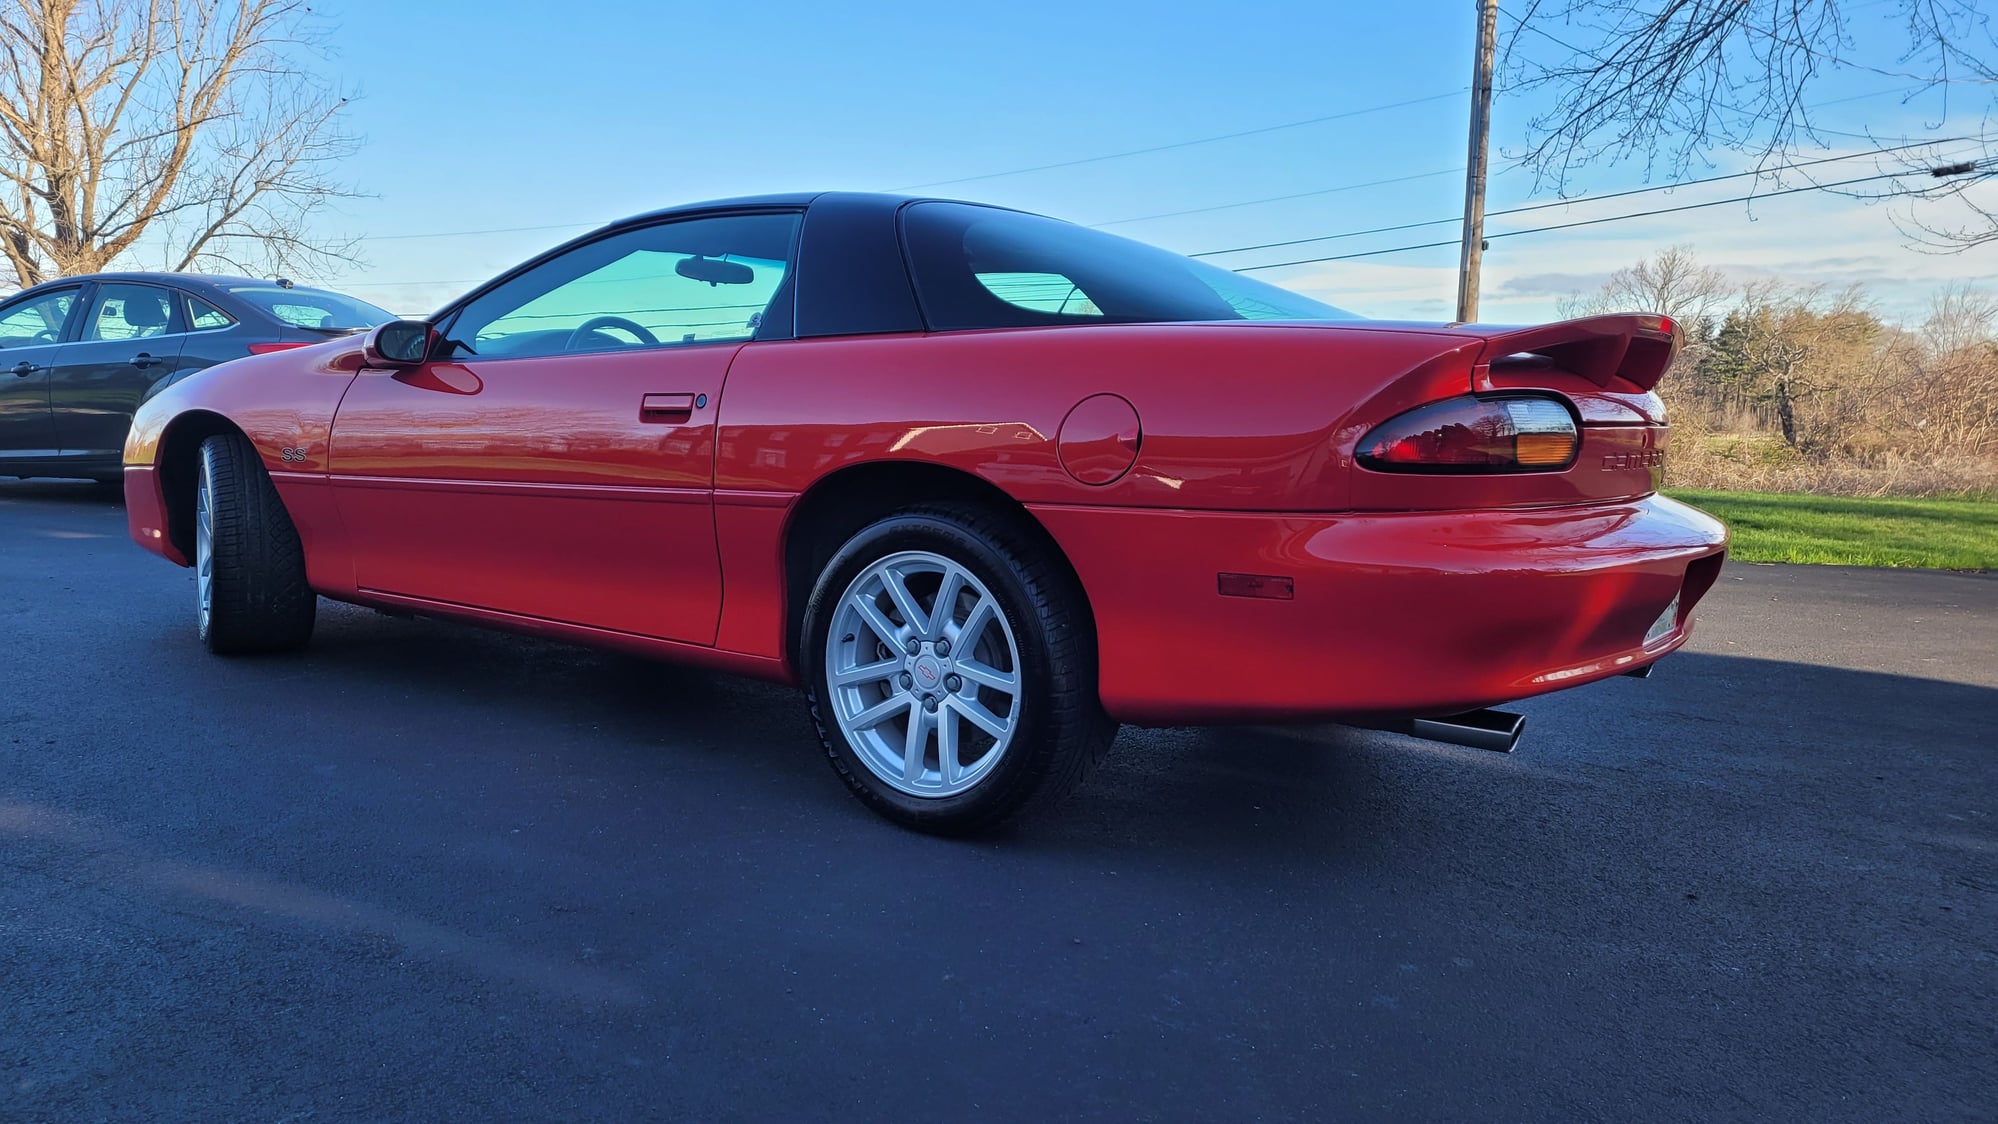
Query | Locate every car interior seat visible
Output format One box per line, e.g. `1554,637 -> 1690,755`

121,293 -> 172,338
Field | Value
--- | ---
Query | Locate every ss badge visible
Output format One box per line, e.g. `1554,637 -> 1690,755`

279,447 -> 309,463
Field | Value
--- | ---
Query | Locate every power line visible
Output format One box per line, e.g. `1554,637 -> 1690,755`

1193,137 -> 1976,260
362,163 -> 1468,250
1231,159 -> 1994,273
342,144 -> 1981,294
1088,168 -> 1465,227
345,93 -> 1467,246
882,89 -> 1466,191
366,221 -> 599,242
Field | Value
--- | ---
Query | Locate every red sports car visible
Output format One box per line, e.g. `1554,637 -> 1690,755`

124,192 -> 1727,832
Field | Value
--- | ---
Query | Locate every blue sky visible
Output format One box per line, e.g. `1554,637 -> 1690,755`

285,0 -> 1992,322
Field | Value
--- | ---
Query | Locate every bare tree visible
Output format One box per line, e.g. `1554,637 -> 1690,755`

0,0 -> 357,290
1561,243 -> 1734,320
1502,1 -> 1998,245
1700,281 -> 1882,450
1882,285 -> 1998,456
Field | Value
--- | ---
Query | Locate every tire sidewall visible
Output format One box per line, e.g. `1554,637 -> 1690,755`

804,512 -> 1067,826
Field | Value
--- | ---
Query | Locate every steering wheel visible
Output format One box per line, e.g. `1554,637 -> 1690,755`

564,315 -> 659,351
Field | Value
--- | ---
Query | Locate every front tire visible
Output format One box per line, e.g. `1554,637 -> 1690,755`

195,433 -> 315,654
803,504 -> 1115,834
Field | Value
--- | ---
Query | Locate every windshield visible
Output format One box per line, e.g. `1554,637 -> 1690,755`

902,202 -> 1360,330
227,285 -> 393,332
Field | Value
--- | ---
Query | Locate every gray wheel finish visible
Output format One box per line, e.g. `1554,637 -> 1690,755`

825,550 -> 1022,798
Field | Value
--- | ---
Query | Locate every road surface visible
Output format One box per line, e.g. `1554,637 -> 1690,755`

3,479 -> 1993,1121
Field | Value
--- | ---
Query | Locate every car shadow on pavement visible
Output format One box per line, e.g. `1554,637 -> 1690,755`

1023,648 -> 1997,875
274,602 -> 1998,874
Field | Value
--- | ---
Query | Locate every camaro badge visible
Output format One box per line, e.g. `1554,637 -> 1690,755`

1601,450 -> 1664,470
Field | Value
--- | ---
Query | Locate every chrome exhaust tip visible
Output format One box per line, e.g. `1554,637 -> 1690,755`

1405,709 -> 1527,753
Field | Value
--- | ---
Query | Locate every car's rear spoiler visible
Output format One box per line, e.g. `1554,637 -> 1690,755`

1468,314 -> 1682,393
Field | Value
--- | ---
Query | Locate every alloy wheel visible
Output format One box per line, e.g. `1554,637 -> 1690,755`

195,457 -> 214,634
824,550 -> 1023,797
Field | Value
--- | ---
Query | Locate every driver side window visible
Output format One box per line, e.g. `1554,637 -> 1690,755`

0,288 -> 80,350
446,212 -> 801,361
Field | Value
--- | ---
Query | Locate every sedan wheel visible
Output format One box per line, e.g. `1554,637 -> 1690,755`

804,504 -> 1116,834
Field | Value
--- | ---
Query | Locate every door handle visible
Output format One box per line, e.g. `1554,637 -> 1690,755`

9,361 -> 38,377
130,353 -> 160,369
639,392 -> 697,422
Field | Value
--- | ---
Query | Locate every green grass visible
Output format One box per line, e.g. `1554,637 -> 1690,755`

1669,490 -> 1998,570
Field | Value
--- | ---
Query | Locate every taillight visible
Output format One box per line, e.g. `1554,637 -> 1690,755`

246,341 -> 311,355
1356,394 -> 1579,473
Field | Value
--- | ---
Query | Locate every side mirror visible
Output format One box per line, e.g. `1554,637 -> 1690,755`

362,319 -> 434,367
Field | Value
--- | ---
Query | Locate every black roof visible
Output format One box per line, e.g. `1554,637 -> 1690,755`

611,191 -> 832,229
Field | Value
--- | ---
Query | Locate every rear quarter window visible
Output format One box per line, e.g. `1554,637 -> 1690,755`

901,201 -> 1360,331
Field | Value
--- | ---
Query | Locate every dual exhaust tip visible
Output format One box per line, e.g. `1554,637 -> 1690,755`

1380,708 -> 1528,754
1377,663 -> 1656,753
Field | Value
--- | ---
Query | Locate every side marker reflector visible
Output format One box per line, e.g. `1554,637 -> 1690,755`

1218,573 -> 1294,600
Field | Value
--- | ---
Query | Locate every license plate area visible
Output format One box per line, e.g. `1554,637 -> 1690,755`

1644,593 -> 1681,647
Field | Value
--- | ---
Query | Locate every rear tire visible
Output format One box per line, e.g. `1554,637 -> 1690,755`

802,504 -> 1115,834
195,433 -> 316,654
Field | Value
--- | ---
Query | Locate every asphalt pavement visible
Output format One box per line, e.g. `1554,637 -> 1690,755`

2,478 -> 1993,1122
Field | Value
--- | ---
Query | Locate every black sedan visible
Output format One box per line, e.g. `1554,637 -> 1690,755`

0,272 -> 392,482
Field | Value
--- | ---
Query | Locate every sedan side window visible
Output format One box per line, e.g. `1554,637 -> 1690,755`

82,283 -> 181,342
0,288 -> 81,349
445,212 -> 801,361
186,296 -> 236,331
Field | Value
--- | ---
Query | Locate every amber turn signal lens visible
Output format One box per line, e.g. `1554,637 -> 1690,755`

1514,431 -> 1578,466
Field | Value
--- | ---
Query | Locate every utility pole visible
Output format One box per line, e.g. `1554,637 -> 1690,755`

1456,0 -> 1499,323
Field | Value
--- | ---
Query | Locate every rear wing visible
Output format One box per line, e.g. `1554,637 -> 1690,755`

1470,314 -> 1682,393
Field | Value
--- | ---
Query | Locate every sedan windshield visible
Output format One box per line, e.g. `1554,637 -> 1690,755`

227,285 -> 393,332
902,201 -> 1361,331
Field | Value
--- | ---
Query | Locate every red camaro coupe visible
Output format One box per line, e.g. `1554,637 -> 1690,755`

125,192 -> 1727,831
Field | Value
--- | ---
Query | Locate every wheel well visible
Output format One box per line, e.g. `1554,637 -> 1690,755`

780,461 -> 1095,671
156,411 -> 249,560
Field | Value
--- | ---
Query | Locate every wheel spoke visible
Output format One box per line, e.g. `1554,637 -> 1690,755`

848,693 -> 912,732
950,695 -> 1011,740
880,567 -> 927,635
959,594 -> 996,643
903,703 -> 932,783
851,594 -> 904,648
953,657 -> 1016,694
832,657 -> 901,687
936,705 -> 960,786
927,565 -> 965,639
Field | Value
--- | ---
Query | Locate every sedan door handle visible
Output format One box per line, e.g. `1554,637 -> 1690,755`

9,361 -> 38,377
130,353 -> 160,369
639,392 -> 697,422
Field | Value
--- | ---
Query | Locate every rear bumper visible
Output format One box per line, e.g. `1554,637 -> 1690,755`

1029,494 -> 1727,725
124,464 -> 187,565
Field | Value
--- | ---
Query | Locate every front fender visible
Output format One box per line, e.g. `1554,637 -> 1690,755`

123,340 -> 365,568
